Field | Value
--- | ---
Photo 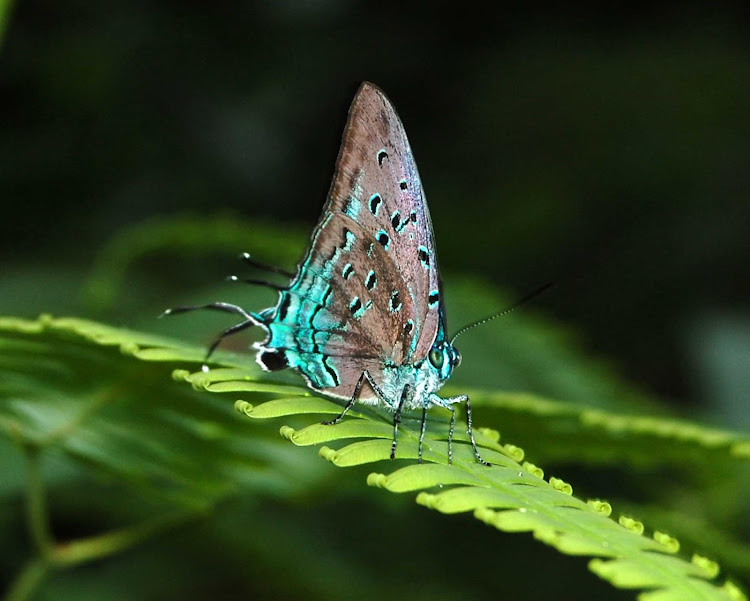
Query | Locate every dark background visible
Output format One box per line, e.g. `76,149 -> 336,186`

3,2 -> 749,417
1,2 -> 749,599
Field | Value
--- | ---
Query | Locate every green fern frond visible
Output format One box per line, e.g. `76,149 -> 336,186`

456,389 -> 750,468
229,384 -> 747,601
1,315 -> 747,601
0,315 -> 322,509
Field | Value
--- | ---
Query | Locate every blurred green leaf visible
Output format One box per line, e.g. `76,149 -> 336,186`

0,0 -> 13,49
82,216 -> 305,313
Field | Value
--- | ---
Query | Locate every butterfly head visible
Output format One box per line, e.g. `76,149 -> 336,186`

427,340 -> 461,381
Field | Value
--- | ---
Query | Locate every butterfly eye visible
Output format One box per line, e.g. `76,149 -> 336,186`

429,347 -> 444,369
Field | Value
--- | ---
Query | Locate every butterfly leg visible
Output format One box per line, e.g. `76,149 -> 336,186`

418,405 -> 428,463
202,320 -> 256,369
460,395 -> 491,466
160,302 -> 262,369
321,371 -> 400,463
430,394 -> 490,466
322,370 -> 392,426
390,385 -> 411,461
426,395 -> 456,464
321,370 -> 369,426
447,404 -> 456,465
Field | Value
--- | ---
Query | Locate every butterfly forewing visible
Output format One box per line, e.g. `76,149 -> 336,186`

258,83 -> 444,402
325,83 -> 442,355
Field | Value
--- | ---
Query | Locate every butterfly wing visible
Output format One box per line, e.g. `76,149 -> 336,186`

330,83 -> 445,364
257,83 -> 445,402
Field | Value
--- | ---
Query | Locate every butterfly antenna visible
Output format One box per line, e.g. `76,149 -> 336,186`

450,282 -> 555,345
240,253 -> 295,279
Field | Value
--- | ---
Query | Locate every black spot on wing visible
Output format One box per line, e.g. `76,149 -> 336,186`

259,350 -> 287,372
391,212 -> 401,229
390,290 -> 401,312
322,286 -> 333,306
369,194 -> 382,215
310,305 -> 323,350
322,356 -> 340,386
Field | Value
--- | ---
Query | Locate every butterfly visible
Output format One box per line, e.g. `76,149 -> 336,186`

164,82 -> 490,465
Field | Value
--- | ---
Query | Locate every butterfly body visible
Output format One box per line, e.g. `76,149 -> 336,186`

166,82 -> 488,464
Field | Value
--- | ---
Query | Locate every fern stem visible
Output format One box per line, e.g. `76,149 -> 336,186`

50,511 -> 200,567
24,447 -> 54,557
37,385 -> 114,447
2,557 -> 51,601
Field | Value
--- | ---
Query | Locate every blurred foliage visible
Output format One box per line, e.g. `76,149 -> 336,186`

1,2 -> 749,600
1,315 -> 748,601
0,1 -> 13,47
0,216 -> 748,600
